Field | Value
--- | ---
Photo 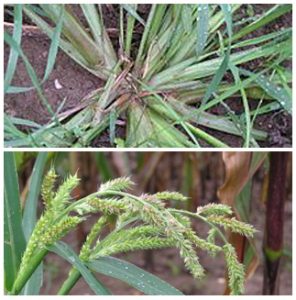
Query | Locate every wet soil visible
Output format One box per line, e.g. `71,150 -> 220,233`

4,5 -> 292,147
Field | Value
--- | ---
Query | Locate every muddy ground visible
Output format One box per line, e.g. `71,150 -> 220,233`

39,172 -> 292,295
4,4 -> 292,147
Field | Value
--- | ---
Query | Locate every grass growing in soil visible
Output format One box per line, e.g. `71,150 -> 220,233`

4,4 -> 292,147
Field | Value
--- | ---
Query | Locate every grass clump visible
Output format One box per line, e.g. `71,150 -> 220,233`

4,4 -> 292,147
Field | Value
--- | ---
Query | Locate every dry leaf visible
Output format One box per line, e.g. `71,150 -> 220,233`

217,152 -> 251,205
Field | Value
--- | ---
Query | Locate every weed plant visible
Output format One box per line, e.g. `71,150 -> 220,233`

5,153 -> 256,295
4,4 -> 292,147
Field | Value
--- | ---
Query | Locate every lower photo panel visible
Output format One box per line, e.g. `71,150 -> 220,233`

4,151 -> 292,295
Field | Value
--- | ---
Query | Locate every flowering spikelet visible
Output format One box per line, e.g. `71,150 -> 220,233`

207,228 -> 217,244
138,203 -> 166,226
41,168 -> 57,208
207,216 -> 256,237
171,213 -> 191,228
223,243 -> 245,295
127,199 -> 206,279
116,211 -> 138,229
51,173 -> 80,213
80,216 -> 108,261
155,191 -> 188,202
87,198 -> 127,214
141,194 -> 166,208
177,236 -> 205,279
112,225 -> 163,242
94,236 -> 175,258
126,225 -> 163,238
98,225 -> 164,251
38,216 -> 82,247
99,177 -> 134,193
19,215 -> 81,273
185,228 -> 222,254
19,214 -> 50,271
196,203 -> 233,216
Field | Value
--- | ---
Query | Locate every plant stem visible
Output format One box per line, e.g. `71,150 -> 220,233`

263,152 -> 288,295
10,248 -> 48,295
58,268 -> 81,295
168,208 -> 228,244
185,123 -> 230,148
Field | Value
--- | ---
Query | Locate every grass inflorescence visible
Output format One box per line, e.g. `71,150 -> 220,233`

13,171 -> 256,295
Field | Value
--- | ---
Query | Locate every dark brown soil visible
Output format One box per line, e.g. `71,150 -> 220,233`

4,4 -> 292,147
4,31 -> 101,125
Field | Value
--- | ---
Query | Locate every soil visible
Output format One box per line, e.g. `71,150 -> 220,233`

39,174 -> 292,295
4,31 -> 102,126
4,5 -> 292,147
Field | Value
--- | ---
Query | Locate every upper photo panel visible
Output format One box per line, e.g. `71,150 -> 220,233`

4,4 -> 292,148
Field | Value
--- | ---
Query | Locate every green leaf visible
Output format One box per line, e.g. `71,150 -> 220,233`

88,256 -> 183,295
7,117 -> 42,129
195,5 -> 232,118
22,153 -> 48,239
232,4 -> 292,42
4,152 -> 26,291
196,4 -> 209,56
181,5 -> 192,34
49,242 -> 111,295
109,109 -> 118,146
22,153 -> 48,295
4,31 -> 57,120
7,5 -> 64,94
4,4 -> 22,93
80,4 -> 117,69
122,4 -> 145,26
240,69 -> 292,114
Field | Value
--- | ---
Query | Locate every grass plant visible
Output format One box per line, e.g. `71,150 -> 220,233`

5,152 -> 256,295
4,4 -> 292,147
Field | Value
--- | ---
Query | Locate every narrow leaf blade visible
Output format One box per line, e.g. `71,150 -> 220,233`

196,4 -> 209,56
22,152 -> 48,295
49,242 -> 111,295
88,256 -> 183,295
4,152 -> 26,291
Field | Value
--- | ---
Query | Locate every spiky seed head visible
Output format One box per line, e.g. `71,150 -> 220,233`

94,236 -> 175,258
207,216 -> 256,237
207,228 -> 217,245
80,216 -> 108,261
39,216 -> 82,247
51,173 -> 80,212
185,229 -> 222,255
179,239 -> 205,279
41,167 -> 57,208
99,177 -> 134,193
141,194 -> 166,208
155,191 -> 188,202
196,203 -> 233,216
87,198 -> 127,214
223,244 -> 245,295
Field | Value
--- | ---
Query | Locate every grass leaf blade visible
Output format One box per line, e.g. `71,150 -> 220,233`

22,153 -> 48,295
196,4 -> 209,56
4,152 -> 26,292
4,4 -> 23,93
88,257 -> 183,295
49,242 -> 111,295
